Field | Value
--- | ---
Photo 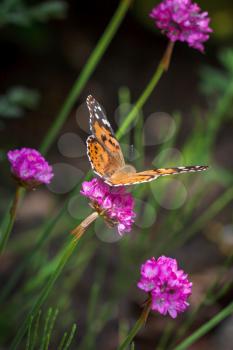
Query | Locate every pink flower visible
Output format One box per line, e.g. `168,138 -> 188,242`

81,178 -> 136,235
150,0 -> 212,52
138,256 -> 192,318
7,148 -> 54,189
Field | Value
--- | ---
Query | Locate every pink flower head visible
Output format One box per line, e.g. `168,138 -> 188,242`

81,178 -> 136,235
138,256 -> 192,318
150,0 -> 212,52
7,148 -> 54,189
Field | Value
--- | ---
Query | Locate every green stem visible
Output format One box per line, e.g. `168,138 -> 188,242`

156,321 -> 174,350
10,212 -> 98,350
0,205 -> 67,303
176,184 -> 233,247
116,64 -> 164,140
39,0 -> 132,155
0,186 -> 24,254
173,301 -> 233,350
117,297 -> 151,350
63,324 -> 77,350
116,41 -> 174,140
158,184 -> 233,255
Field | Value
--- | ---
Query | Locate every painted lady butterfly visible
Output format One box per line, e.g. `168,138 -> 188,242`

86,95 -> 208,186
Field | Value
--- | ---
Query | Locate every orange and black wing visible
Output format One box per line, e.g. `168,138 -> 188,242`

107,166 -> 208,186
87,136 -> 125,179
86,95 -> 125,167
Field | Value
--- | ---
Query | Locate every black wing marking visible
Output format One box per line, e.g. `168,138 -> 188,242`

86,95 -> 114,135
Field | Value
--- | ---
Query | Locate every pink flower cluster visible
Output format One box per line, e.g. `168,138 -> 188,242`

150,0 -> 212,52
138,256 -> 192,318
81,178 -> 136,235
7,148 -> 53,188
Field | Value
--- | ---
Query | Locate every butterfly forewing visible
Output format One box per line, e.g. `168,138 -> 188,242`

86,95 -> 114,135
86,95 -> 125,171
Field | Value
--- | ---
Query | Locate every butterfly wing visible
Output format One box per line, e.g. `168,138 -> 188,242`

86,96 -> 208,186
87,135 -> 125,178
107,166 -> 208,186
87,95 -> 114,135
86,95 -> 125,167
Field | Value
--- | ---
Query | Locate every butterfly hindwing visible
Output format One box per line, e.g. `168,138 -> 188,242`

87,136 -> 124,178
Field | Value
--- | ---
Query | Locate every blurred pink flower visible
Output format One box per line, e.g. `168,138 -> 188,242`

150,0 -> 212,52
7,148 -> 53,189
81,178 -> 136,235
138,256 -> 192,318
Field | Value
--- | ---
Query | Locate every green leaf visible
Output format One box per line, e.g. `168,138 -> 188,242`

28,1 -> 67,22
0,0 -> 67,27
0,97 -> 23,118
8,86 -> 40,109
62,324 -> 77,350
0,86 -> 40,119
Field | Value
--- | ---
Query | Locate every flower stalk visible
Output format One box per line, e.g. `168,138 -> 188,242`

160,40 -> 175,71
116,40 -> 174,140
71,211 -> 98,239
0,186 -> 24,254
117,297 -> 152,350
10,212 -> 98,349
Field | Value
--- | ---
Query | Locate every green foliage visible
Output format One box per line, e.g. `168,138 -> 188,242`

200,48 -> 233,98
0,86 -> 40,119
25,308 -> 77,350
0,0 -> 67,27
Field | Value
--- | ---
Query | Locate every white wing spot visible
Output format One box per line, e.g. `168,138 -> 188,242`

102,119 -> 110,126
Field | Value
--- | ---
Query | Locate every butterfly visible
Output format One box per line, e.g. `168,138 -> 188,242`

86,95 -> 208,187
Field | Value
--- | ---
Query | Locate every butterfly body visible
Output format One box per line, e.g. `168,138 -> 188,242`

86,95 -> 208,187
